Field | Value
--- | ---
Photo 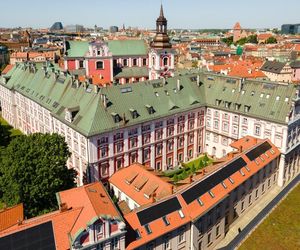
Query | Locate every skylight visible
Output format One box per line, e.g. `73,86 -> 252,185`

162,216 -> 170,226
144,224 -> 152,234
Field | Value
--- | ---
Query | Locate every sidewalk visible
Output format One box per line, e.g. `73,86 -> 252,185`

215,184 -> 282,249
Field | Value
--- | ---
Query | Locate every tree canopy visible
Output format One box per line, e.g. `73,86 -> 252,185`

0,133 -> 76,218
265,36 -> 277,44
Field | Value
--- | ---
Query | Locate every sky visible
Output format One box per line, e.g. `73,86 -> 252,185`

0,0 -> 299,30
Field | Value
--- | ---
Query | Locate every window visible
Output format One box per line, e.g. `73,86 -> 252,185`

162,216 -> 170,226
255,125 -> 261,136
249,195 -> 252,204
242,118 -> 248,125
178,227 -> 185,243
222,122 -> 229,132
206,132 -> 210,141
178,209 -> 185,218
143,58 -> 147,66
111,237 -> 119,250
207,233 -> 211,245
96,61 -> 104,69
221,181 -> 227,189
241,201 -> 244,211
95,223 -> 103,235
208,190 -> 215,198
216,225 -> 220,237
164,236 -> 171,250
133,58 -> 137,66
145,224 -> 152,234
213,134 -> 218,143
197,198 -> 204,206
135,229 -> 141,239
79,60 -> 84,68
163,57 -> 168,66
123,59 -> 128,66
228,177 -> 234,184
222,137 -> 228,146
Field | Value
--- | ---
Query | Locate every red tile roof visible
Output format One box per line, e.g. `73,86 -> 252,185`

0,182 -> 122,249
0,204 -> 23,232
109,163 -> 174,207
58,182 -> 122,240
1,64 -> 14,75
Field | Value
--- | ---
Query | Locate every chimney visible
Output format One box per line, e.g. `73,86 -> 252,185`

189,175 -> 193,183
177,79 -> 181,91
238,78 -> 244,92
93,84 -> 99,94
59,202 -> 68,212
227,152 -> 234,159
151,192 -> 157,203
239,145 -> 243,153
103,94 -> 107,108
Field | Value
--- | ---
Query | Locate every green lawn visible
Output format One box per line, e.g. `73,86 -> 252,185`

163,154 -> 213,183
0,115 -> 22,146
239,183 -> 300,250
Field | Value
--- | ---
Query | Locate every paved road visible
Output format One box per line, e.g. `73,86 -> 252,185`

217,174 -> 300,250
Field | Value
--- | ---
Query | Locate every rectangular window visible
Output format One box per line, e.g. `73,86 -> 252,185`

145,224 -> 152,234
96,61 -> 104,69
162,216 -> 170,226
178,227 -> 185,243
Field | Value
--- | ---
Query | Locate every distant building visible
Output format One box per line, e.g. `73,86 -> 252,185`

9,51 -> 55,65
50,21 -> 63,32
0,45 -> 9,69
281,24 -> 300,35
261,60 -> 293,83
290,60 -> 300,82
232,22 -> 249,43
109,26 -> 119,33
65,24 -> 84,33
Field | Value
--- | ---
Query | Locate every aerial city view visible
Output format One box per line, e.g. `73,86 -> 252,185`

0,0 -> 299,249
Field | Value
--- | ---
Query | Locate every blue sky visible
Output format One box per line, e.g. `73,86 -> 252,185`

1,0 -> 299,29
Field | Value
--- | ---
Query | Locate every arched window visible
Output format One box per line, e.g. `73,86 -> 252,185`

163,57 -> 168,66
152,56 -> 155,66
212,147 -> 216,156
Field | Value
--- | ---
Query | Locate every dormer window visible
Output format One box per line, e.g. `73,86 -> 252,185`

162,216 -> 170,226
215,99 -> 221,106
65,107 -> 79,122
144,224 -> 152,234
111,113 -> 122,123
146,105 -> 155,114
135,229 -> 141,239
244,105 -> 250,113
208,190 -> 215,198
235,103 -> 241,111
130,109 -> 139,119
225,101 -> 231,108
197,198 -> 204,206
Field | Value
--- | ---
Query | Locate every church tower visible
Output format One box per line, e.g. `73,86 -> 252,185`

149,4 -> 175,80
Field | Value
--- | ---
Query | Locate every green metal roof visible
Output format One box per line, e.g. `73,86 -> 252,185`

107,40 -> 148,56
65,40 -> 148,58
114,66 -> 149,78
1,63 -> 298,138
66,41 -> 89,57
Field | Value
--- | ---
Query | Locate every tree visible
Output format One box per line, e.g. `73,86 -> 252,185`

0,133 -> 76,218
265,36 -> 277,44
221,36 -> 233,46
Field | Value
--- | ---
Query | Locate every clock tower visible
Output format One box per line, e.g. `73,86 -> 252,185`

149,4 -> 175,80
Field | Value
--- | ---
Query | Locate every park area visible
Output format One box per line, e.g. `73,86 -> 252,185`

239,183 -> 300,250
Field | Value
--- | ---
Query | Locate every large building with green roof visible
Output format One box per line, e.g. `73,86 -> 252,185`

0,61 -> 300,186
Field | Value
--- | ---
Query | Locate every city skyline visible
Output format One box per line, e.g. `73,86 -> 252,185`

1,0 -> 300,29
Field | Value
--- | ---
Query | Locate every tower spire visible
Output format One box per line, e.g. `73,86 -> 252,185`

160,4 -> 164,17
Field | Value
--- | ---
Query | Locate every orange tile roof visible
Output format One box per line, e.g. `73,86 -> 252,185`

0,207 -> 82,250
0,203 -> 23,232
124,137 -> 280,249
58,182 -> 122,240
109,163 -> 174,207
0,182 -> 122,249
1,64 -> 14,75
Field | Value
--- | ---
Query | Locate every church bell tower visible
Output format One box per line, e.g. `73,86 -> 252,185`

149,4 -> 175,80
